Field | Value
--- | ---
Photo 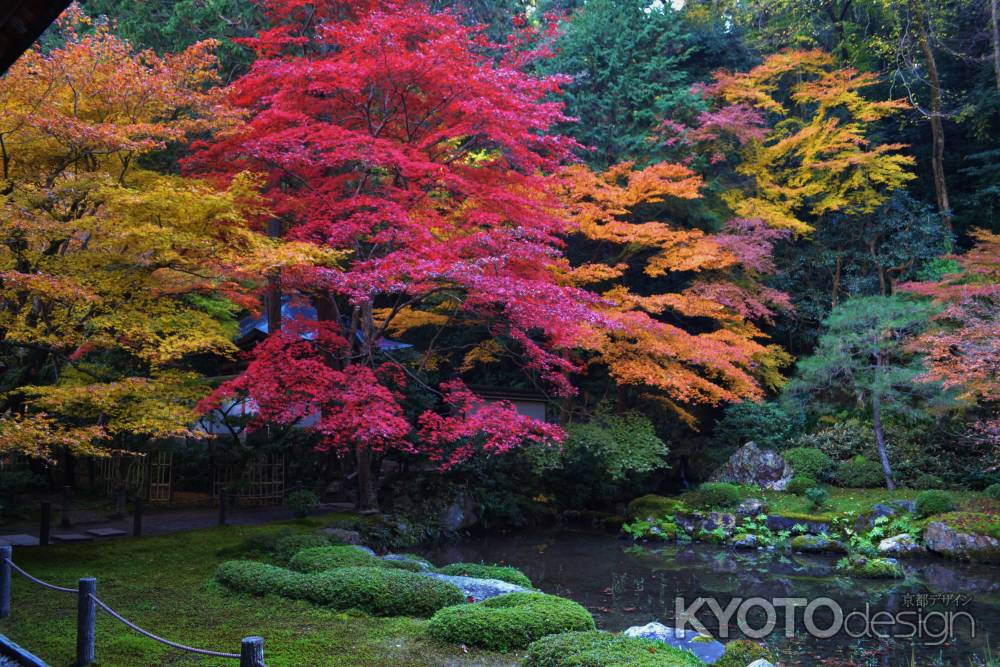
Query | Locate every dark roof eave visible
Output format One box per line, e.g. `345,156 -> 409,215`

0,1 -> 73,75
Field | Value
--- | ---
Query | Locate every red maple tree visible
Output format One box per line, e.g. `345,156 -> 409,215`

189,0 -> 597,509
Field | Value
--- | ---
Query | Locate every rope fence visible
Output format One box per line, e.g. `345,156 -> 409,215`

0,545 -> 265,666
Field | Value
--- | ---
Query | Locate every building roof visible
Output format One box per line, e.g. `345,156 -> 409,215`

0,1 -> 72,75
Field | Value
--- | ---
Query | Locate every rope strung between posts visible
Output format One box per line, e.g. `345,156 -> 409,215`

90,595 -> 240,659
4,557 -> 78,594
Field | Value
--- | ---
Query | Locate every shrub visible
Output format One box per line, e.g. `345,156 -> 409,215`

715,639 -> 777,667
436,563 -> 532,588
783,447 -> 833,481
285,490 -> 320,518
714,401 -> 802,452
625,495 -> 686,520
787,475 -> 818,496
216,561 -> 464,617
428,592 -> 595,651
273,533 -> 331,564
986,484 -> 1000,501
805,487 -> 828,510
695,483 -> 741,509
836,456 -> 885,488
523,631 -> 702,667
794,420 -> 873,462
916,490 -> 955,518
912,474 -> 944,490
288,545 -> 379,573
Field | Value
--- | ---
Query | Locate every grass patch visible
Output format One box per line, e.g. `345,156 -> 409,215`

0,516 -> 517,667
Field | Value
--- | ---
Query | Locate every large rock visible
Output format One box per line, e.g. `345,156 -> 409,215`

417,572 -> 527,601
440,491 -> 479,532
877,533 -> 926,557
736,498 -> 766,516
924,522 -> 1000,563
623,621 -> 725,664
791,534 -> 847,554
709,442 -> 792,491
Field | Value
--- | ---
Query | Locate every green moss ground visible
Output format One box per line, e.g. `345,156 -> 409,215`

0,517 -> 517,667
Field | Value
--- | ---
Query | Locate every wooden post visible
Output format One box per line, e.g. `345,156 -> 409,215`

76,577 -> 96,666
239,636 -> 264,667
132,497 -> 143,537
0,545 -> 11,619
60,485 -> 73,528
39,502 -> 51,546
219,490 -> 227,526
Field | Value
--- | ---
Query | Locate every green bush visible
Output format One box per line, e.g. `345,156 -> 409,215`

787,475 -> 818,496
916,490 -> 955,518
695,483 -> 741,509
805,486 -> 828,510
273,533 -> 332,564
428,592 -> 595,651
794,420 -> 873,462
715,639 -> 776,667
436,563 -> 532,588
836,456 -> 885,488
288,545 -> 379,573
625,495 -> 687,519
783,447 -> 833,481
216,561 -> 464,617
285,489 -> 320,517
986,484 -> 1000,501
912,473 -> 945,490
522,631 -> 702,667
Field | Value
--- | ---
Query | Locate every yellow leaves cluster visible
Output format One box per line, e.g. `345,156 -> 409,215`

0,412 -> 108,461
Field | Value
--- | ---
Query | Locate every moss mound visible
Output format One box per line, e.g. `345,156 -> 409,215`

436,563 -> 532,588
626,495 -> 687,519
273,533 -> 333,563
216,560 -> 463,617
836,556 -> 904,579
522,631 -> 702,667
428,592 -> 595,651
288,545 -> 379,572
715,639 -> 776,667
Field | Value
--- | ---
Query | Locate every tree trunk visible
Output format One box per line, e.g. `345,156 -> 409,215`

871,393 -> 896,490
831,254 -> 843,307
992,0 -> 1000,91
911,0 -> 952,231
355,445 -> 379,513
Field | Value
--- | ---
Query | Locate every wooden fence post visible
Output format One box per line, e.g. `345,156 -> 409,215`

132,497 -> 143,537
39,502 -> 51,546
240,636 -> 264,667
0,545 -> 11,619
76,577 -> 96,666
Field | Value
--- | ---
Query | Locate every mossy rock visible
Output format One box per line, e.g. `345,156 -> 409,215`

626,495 -> 687,520
837,556 -> 904,579
791,534 -> 846,554
715,639 -> 776,667
522,630 -> 702,667
288,545 -> 380,572
436,563 -> 532,588
428,592 -> 595,651
216,560 -> 464,617
923,513 -> 1000,563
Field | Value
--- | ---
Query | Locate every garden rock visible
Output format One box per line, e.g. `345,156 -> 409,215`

417,572 -> 527,601
765,515 -> 829,535
730,534 -> 758,549
382,553 -> 433,571
736,498 -> 766,515
709,442 -> 792,491
321,527 -> 363,545
924,522 -> 1000,562
441,491 -> 479,532
877,534 -> 925,557
623,621 -> 726,664
854,504 -> 897,533
888,500 -> 917,514
791,535 -> 846,554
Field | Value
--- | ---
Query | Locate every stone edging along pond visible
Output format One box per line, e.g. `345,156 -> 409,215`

621,494 -> 1000,566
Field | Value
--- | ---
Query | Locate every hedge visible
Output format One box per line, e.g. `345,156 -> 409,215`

428,592 -> 595,651
783,447 -> 833,481
436,563 -> 532,588
215,561 -> 464,617
522,631 -> 702,667
288,545 -> 379,572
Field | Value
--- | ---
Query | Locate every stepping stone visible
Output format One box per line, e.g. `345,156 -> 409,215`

85,528 -> 127,537
0,534 -> 39,546
51,533 -> 93,543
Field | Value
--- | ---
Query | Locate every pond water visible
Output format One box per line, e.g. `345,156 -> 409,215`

423,529 -> 1000,666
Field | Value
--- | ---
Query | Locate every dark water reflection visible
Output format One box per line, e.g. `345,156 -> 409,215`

423,529 -> 1000,666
